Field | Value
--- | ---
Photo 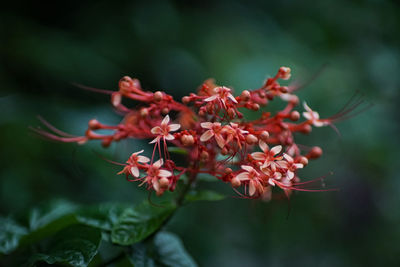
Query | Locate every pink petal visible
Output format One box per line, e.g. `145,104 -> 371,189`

303,102 -> 312,112
137,156 -> 150,163
215,134 -> 225,148
161,115 -> 170,126
168,124 -> 181,132
133,149 -> 144,155
241,165 -> 254,172
228,93 -> 238,103
200,130 -> 214,142
204,95 -> 218,102
294,163 -> 304,169
149,137 -> 159,144
236,172 -> 250,181
303,112 -> 312,121
200,122 -> 213,129
151,126 -> 161,135
283,153 -> 293,163
251,152 -> 266,161
158,170 -> 172,177
165,134 -> 175,140
287,170 -> 294,180
154,159 -> 163,168
111,93 -> 122,107
270,145 -> 282,155
259,140 -> 269,152
268,179 -> 276,186
130,166 -> 139,177
153,179 -> 160,191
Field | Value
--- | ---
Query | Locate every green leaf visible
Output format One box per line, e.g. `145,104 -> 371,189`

0,217 -> 29,254
154,232 -> 197,267
129,243 -> 155,267
111,202 -> 176,246
167,147 -> 188,155
76,203 -> 129,242
28,225 -> 102,267
185,190 -> 225,203
28,199 -> 77,231
19,200 -> 79,248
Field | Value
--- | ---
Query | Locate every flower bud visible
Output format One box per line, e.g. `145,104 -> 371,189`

246,134 -> 258,145
88,119 -> 101,130
280,86 -> 288,93
153,91 -> 163,102
162,107 -> 169,115
200,151 -> 209,161
181,134 -> 194,146
140,108 -> 149,117
278,66 -> 291,80
307,146 -> 323,159
111,92 -> 122,107
182,96 -> 190,104
297,156 -> 309,166
300,124 -> 312,134
260,131 -> 269,141
225,168 -> 233,174
240,90 -> 250,101
289,111 -> 300,121
252,103 -> 260,111
231,177 -> 241,188
159,177 -> 170,188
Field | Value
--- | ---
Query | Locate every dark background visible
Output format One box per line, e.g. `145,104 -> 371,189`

1,0 -> 400,266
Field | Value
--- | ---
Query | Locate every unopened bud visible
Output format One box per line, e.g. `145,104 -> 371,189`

140,108 -> 149,117
278,66 -> 291,80
198,110 -> 206,116
231,177 -> 241,188
300,124 -> 312,134
159,177 -> 170,188
289,111 -> 300,121
225,168 -> 233,174
252,103 -> 260,111
240,90 -> 251,101
200,151 -> 209,161
298,156 -> 309,166
246,134 -> 258,145
260,131 -> 269,141
182,96 -> 190,104
119,76 -> 133,93
307,146 -> 323,159
153,91 -> 163,102
88,119 -> 101,130
280,86 -> 288,93
162,107 -> 169,115
181,134 -> 195,146
101,138 -> 112,148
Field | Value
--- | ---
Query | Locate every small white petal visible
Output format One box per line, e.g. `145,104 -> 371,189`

268,179 -> 275,186
200,122 -> 213,129
204,95 -> 218,102
161,115 -> 170,125
283,153 -> 293,163
158,169 -> 172,177
303,102 -> 312,112
154,159 -> 163,168
270,145 -> 282,155
287,170 -> 294,180
168,124 -> 181,132
294,163 -> 304,169
137,156 -> 150,163
149,137 -> 159,144
228,93 -> 238,103
165,134 -> 175,140
200,130 -> 214,142
133,149 -> 144,155
151,126 -> 162,135
215,134 -> 225,148
251,152 -> 266,161
130,166 -> 139,177
259,140 -> 269,152
236,172 -> 250,181
303,112 -> 312,121
241,165 -> 254,172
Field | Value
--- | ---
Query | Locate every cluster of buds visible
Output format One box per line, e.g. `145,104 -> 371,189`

34,67 -> 365,199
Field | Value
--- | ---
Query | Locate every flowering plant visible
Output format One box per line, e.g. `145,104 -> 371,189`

1,67 -> 365,266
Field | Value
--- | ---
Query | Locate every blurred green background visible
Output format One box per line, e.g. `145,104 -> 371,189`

1,0 -> 399,266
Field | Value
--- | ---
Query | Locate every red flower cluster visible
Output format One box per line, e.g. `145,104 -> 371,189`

34,67 -> 364,199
